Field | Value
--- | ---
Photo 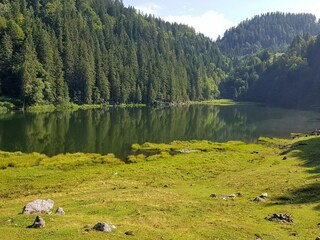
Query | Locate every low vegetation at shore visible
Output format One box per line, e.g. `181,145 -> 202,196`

1,136 -> 320,239
0,99 -> 234,114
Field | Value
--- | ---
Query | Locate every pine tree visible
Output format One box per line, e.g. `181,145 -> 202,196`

21,35 -> 44,106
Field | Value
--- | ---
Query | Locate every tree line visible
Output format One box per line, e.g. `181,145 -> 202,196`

220,34 -> 320,108
0,0 -> 228,106
1,1 -> 319,108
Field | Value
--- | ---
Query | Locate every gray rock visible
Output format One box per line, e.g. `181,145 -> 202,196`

228,194 -> 236,199
260,193 -> 268,199
210,193 -> 217,198
125,231 -> 135,236
268,213 -> 293,223
237,192 -> 243,197
22,199 -> 54,214
254,197 -> 266,203
55,207 -> 65,215
255,234 -> 262,240
27,216 -> 45,228
315,237 -> 320,240
93,222 -> 116,232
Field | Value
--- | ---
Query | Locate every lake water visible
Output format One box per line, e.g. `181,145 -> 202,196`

0,104 -> 319,158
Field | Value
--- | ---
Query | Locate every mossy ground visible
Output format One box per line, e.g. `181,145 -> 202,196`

1,136 -> 320,239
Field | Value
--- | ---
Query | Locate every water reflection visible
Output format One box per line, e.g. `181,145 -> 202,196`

0,105 -> 319,158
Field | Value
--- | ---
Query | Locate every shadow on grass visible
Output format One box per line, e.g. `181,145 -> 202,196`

274,137 -> 320,209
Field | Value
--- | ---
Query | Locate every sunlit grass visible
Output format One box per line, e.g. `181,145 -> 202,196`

190,99 -> 237,106
1,136 -> 320,239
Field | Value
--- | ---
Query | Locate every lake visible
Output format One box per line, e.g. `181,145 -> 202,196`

0,104 -> 319,158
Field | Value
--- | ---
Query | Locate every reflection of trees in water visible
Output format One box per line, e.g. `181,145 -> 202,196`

5,105 -> 307,157
0,112 -> 71,155
0,106 -> 252,157
216,107 -> 257,142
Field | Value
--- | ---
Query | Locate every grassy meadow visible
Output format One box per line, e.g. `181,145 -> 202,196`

0,136 -> 320,239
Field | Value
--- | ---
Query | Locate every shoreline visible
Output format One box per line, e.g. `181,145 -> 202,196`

0,99 -> 237,114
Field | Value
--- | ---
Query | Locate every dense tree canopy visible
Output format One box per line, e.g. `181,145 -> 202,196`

0,0 -> 228,106
220,34 -> 320,108
1,1 -> 320,109
217,12 -> 320,58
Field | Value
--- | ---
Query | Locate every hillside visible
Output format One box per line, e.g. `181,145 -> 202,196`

217,12 -> 320,57
0,0 -> 228,107
220,34 -> 320,108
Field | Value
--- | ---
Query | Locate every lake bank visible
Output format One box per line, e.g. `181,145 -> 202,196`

1,136 -> 320,239
0,99 -> 236,114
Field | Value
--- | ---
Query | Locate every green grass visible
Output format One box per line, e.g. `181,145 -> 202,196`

25,103 -> 146,113
1,136 -> 320,239
190,99 -> 237,106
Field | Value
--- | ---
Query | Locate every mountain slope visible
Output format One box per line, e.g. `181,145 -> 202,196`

220,34 -> 320,108
0,0 -> 228,106
217,12 -> 320,57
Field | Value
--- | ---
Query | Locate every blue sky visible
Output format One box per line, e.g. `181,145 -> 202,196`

122,0 -> 320,39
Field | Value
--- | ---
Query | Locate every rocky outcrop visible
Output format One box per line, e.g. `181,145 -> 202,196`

22,199 -> 54,214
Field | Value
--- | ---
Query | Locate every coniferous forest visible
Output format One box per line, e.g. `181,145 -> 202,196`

0,0 -> 228,106
0,0 -> 320,108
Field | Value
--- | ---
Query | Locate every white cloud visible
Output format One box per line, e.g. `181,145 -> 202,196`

135,3 -> 161,15
163,10 -> 236,40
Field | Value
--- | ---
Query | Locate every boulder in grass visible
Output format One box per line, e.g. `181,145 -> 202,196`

27,216 -> 45,229
55,207 -> 65,215
268,213 -> 293,223
93,222 -> 116,232
260,193 -> 268,199
22,199 -> 54,214
254,197 -> 265,203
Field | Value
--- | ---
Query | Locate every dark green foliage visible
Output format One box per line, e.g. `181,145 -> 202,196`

218,12 -> 320,57
0,0 -> 226,106
220,34 -> 320,108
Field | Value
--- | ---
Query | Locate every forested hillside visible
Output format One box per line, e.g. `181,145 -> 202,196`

0,0 -> 228,106
1,1 -> 320,109
220,34 -> 320,108
217,13 -> 320,57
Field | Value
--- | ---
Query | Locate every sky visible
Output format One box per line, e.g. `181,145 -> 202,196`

122,0 -> 320,40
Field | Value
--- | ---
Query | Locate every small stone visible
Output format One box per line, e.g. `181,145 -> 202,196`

254,197 -> 266,203
163,184 -> 169,188
260,193 -> 268,199
93,222 -> 116,232
282,156 -> 287,160
289,232 -> 298,236
315,237 -> 320,240
55,207 -> 65,215
210,193 -> 217,198
27,216 -> 45,228
237,192 -> 243,197
255,234 -> 262,240
125,231 -> 135,236
228,194 -> 236,199
268,213 -> 293,223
